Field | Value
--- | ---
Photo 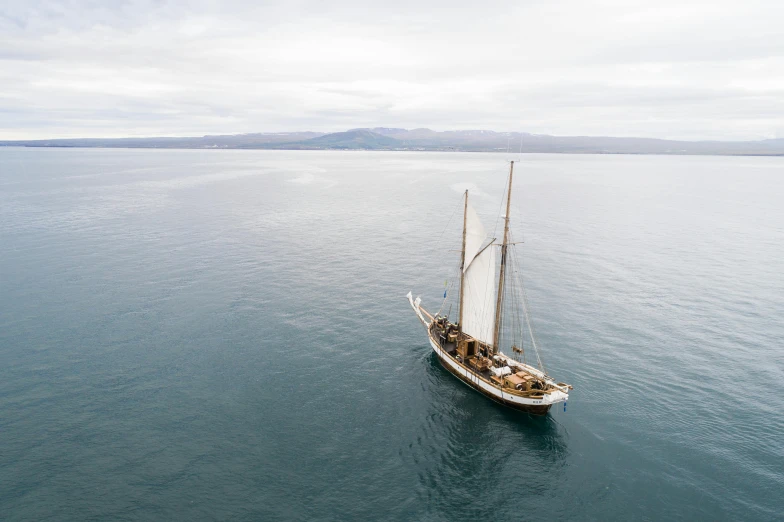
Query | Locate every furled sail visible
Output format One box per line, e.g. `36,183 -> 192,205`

463,203 -> 486,272
462,244 -> 497,346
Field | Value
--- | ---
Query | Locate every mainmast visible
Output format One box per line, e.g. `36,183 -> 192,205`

492,161 -> 514,354
458,190 -> 468,335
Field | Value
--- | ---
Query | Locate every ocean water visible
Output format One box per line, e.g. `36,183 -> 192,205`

1,148 -> 782,521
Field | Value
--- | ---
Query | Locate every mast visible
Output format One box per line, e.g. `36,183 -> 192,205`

458,190 -> 468,335
492,161 -> 514,354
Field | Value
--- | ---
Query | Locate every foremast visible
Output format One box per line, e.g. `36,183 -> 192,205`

457,190 -> 468,337
492,161 -> 514,354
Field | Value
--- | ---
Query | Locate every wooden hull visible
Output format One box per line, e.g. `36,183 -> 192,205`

430,336 -> 553,415
434,350 -> 553,415
407,292 -> 568,416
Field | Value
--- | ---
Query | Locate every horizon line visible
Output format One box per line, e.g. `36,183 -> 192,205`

1,127 -> 782,144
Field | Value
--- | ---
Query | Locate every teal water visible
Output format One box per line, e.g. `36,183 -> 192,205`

1,148 -> 782,520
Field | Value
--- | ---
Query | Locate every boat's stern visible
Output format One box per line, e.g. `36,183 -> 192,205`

543,388 -> 569,406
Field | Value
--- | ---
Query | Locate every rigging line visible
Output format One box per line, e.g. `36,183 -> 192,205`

506,203 -> 537,368
432,195 -> 465,257
511,233 -> 545,373
431,197 -> 463,317
509,261 -> 521,362
512,267 -> 522,360
511,248 -> 526,365
437,261 -> 460,316
517,261 -> 526,363
509,231 -> 523,348
504,250 -> 515,357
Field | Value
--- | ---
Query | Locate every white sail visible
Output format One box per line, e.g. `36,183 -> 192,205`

463,203 -> 486,272
462,245 -> 497,345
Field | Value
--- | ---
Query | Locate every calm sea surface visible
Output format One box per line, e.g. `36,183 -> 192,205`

1,148 -> 782,520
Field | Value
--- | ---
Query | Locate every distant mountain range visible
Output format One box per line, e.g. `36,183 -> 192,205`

2,128 -> 783,155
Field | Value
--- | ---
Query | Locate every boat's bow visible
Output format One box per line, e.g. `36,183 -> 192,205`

406,291 -> 431,327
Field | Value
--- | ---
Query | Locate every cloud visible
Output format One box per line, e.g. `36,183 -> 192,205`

0,0 -> 783,140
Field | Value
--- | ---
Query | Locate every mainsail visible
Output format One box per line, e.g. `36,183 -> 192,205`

460,203 -> 497,346
463,203 -> 486,270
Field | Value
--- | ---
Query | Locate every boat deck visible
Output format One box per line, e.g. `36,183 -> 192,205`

428,318 -> 559,393
430,323 -> 509,382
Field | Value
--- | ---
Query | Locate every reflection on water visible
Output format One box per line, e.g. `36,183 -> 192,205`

412,353 -> 568,517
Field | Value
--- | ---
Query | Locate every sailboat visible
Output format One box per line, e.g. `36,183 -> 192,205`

407,161 -> 572,415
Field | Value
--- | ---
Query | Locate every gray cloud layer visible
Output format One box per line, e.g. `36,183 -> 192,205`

1,0 -> 782,140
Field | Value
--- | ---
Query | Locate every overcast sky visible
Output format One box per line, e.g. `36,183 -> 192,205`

1,0 -> 783,140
